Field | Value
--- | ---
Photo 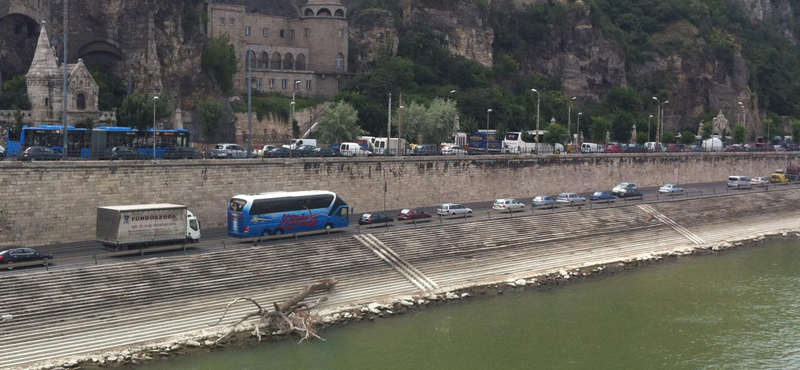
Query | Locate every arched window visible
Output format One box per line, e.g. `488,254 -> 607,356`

271,52 -> 282,69
260,51 -> 269,69
335,53 -> 344,69
76,93 -> 86,111
334,9 -> 344,17
284,53 -> 294,70
304,8 -> 314,16
295,54 -> 306,70
317,8 -> 331,16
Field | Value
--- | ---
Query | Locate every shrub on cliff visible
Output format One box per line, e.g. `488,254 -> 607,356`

0,76 -> 30,111
202,34 -> 239,92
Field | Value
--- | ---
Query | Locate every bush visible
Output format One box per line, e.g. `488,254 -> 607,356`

117,94 -> 170,130
202,34 -> 239,92
0,75 -> 30,110
198,99 -> 224,143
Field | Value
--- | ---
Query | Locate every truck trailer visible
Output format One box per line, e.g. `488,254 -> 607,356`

96,204 -> 201,250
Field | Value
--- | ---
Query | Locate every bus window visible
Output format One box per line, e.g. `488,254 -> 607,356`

230,199 -> 247,213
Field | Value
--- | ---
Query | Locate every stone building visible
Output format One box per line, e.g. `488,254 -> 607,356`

206,0 -> 351,99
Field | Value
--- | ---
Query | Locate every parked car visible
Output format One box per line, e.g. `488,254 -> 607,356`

102,146 -> 148,160
612,182 -> 638,196
589,191 -> 616,202
397,208 -> 432,221
437,203 -> 473,216
725,144 -> 744,152
532,195 -> 559,208
339,142 -> 372,157
441,145 -> 468,155
624,144 -> 647,153
265,147 -> 291,158
19,146 -> 61,161
667,143 -> 686,152
212,143 -> 247,158
616,188 -> 643,198
411,145 -> 440,156
164,147 -> 202,159
689,145 -> 705,152
0,248 -> 53,270
311,147 -> 343,157
645,142 -> 663,152
604,143 -> 624,153
358,213 -> 393,225
659,184 -> 684,194
0,144 -> 5,159
750,177 -> 770,185
774,145 -> 787,152
580,143 -> 604,153
493,199 -> 525,211
557,193 -> 587,203
254,145 -> 276,158
727,175 -> 752,189
293,145 -> 317,157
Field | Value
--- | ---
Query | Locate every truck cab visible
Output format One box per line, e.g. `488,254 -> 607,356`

187,210 -> 201,242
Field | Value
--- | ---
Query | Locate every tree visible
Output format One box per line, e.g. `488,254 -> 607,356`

202,34 -> 239,91
198,99 -> 224,143
732,124 -> 747,144
117,94 -> 170,130
761,117 -> 781,140
400,99 -> 459,144
316,101 -> 365,144
663,131 -> 676,144
89,67 -> 127,111
791,119 -> 800,140
680,131 -> 696,145
0,75 -> 30,110
459,114 -> 478,134
590,116 -> 610,141
10,109 -> 25,140
701,121 -> 714,140
395,101 -> 427,143
606,87 -> 641,113
610,111 -> 634,142
292,119 -> 301,138
543,123 -> 568,144
636,132 -> 648,144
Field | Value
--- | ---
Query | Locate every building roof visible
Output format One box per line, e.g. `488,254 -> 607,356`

27,21 -> 60,77
305,0 -> 343,6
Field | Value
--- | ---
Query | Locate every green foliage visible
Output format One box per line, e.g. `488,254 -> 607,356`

117,94 -> 170,131
636,131 -> 648,144
732,123 -> 746,144
202,34 -> 239,92
610,111 -> 635,142
495,55 -> 520,77
791,120 -> 800,140
198,99 -> 224,143
317,101 -> 365,143
459,114 -> 479,135
396,99 -> 459,144
88,67 -> 126,111
701,121 -> 714,140
680,130 -> 696,144
0,75 -> 30,110
292,119 -> 301,138
233,93 -> 321,123
590,116 -> 610,141
11,108 -> 25,139
543,123 -> 569,144
761,117 -> 783,138
663,131 -> 677,144
182,0 -> 201,35
606,87 -> 641,113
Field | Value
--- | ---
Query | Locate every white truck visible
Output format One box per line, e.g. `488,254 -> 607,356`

373,138 -> 407,155
96,204 -> 201,250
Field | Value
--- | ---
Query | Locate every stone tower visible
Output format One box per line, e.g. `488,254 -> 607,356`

26,21 -> 63,123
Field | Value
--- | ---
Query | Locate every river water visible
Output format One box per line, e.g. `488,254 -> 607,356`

136,241 -> 800,370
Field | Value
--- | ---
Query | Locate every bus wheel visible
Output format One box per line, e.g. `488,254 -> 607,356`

325,223 -> 333,230
274,229 -> 284,235
262,229 -> 271,236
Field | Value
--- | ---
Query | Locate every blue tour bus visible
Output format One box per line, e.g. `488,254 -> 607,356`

7,125 -> 90,157
228,190 -> 351,238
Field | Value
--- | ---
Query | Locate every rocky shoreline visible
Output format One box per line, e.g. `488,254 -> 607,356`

18,230 -> 799,370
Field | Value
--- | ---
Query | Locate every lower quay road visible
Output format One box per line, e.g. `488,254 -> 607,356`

2,184 -> 800,368
22,181 -> 742,270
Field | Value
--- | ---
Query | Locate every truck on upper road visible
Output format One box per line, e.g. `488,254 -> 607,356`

771,166 -> 800,183
96,204 -> 201,250
468,131 -> 504,154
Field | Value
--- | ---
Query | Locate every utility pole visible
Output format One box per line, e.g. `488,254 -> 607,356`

397,94 -> 403,157
486,108 -> 492,155
246,50 -> 255,158
531,89 -> 540,143
153,95 -> 159,159
290,93 -> 296,158
386,93 -> 392,155
62,0 -> 69,160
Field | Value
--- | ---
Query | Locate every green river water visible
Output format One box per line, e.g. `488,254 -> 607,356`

136,241 -> 800,370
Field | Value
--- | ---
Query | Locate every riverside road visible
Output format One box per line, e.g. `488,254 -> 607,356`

8,180 -> 755,273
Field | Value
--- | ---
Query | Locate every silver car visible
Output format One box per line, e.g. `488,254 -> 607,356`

212,143 -> 248,158
658,184 -> 683,193
532,195 -> 558,208
437,203 -> 473,216
557,193 -> 587,203
493,199 -> 524,211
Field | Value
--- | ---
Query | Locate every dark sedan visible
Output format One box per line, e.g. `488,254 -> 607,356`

165,147 -> 202,159
0,248 -> 53,270
411,145 -> 440,156
102,147 -> 148,160
590,191 -> 615,202
293,145 -> 317,157
397,208 -> 432,221
20,146 -> 61,161
311,147 -> 343,157
359,213 -> 394,225
616,188 -> 643,198
266,147 -> 291,158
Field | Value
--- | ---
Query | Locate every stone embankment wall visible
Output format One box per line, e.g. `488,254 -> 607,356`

0,153 -> 796,246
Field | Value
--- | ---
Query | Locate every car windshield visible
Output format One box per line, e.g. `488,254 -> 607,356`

215,145 -> 224,149
593,192 -> 603,196
400,209 -> 410,214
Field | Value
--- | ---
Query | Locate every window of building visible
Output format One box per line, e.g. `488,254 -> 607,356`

245,26 -> 251,36
306,80 -> 312,90
220,17 -> 226,26
335,53 -> 344,69
257,78 -> 263,88
76,93 -> 86,111
338,80 -> 344,91
294,80 -> 300,89
269,79 -> 275,89
281,79 -> 288,89
44,98 -> 49,107
338,29 -> 344,38
305,28 -> 310,37
280,29 -> 285,38
290,29 -> 295,38
229,18 -> 236,26
263,28 -> 269,36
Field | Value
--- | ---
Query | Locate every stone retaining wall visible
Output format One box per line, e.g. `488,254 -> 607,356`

0,153 -> 797,246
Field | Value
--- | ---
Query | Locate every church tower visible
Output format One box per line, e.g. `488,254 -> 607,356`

26,21 -> 63,123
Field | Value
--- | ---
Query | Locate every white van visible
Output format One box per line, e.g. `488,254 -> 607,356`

285,139 -> 317,150
580,143 -> 604,153
727,176 -> 752,188
339,142 -> 372,157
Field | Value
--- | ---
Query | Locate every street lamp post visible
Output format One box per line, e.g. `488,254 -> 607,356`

152,95 -> 159,159
397,105 -> 405,157
567,96 -> 576,151
648,114 -> 653,142
486,108 -> 492,155
661,101 -> 669,142
245,50 -> 255,158
386,93 -> 391,156
531,89 -> 540,143
577,112 -> 583,147
62,1 -> 68,160
290,97 -> 296,158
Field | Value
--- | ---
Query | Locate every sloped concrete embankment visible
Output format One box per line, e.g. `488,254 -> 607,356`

2,189 -> 799,369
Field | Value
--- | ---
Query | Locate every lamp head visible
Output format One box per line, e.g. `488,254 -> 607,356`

153,96 -> 159,100
487,108 -> 493,113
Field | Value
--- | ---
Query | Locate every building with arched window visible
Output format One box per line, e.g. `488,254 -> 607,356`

206,0 -> 350,99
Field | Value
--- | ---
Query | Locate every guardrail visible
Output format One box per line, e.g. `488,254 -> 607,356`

5,181 -> 799,272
